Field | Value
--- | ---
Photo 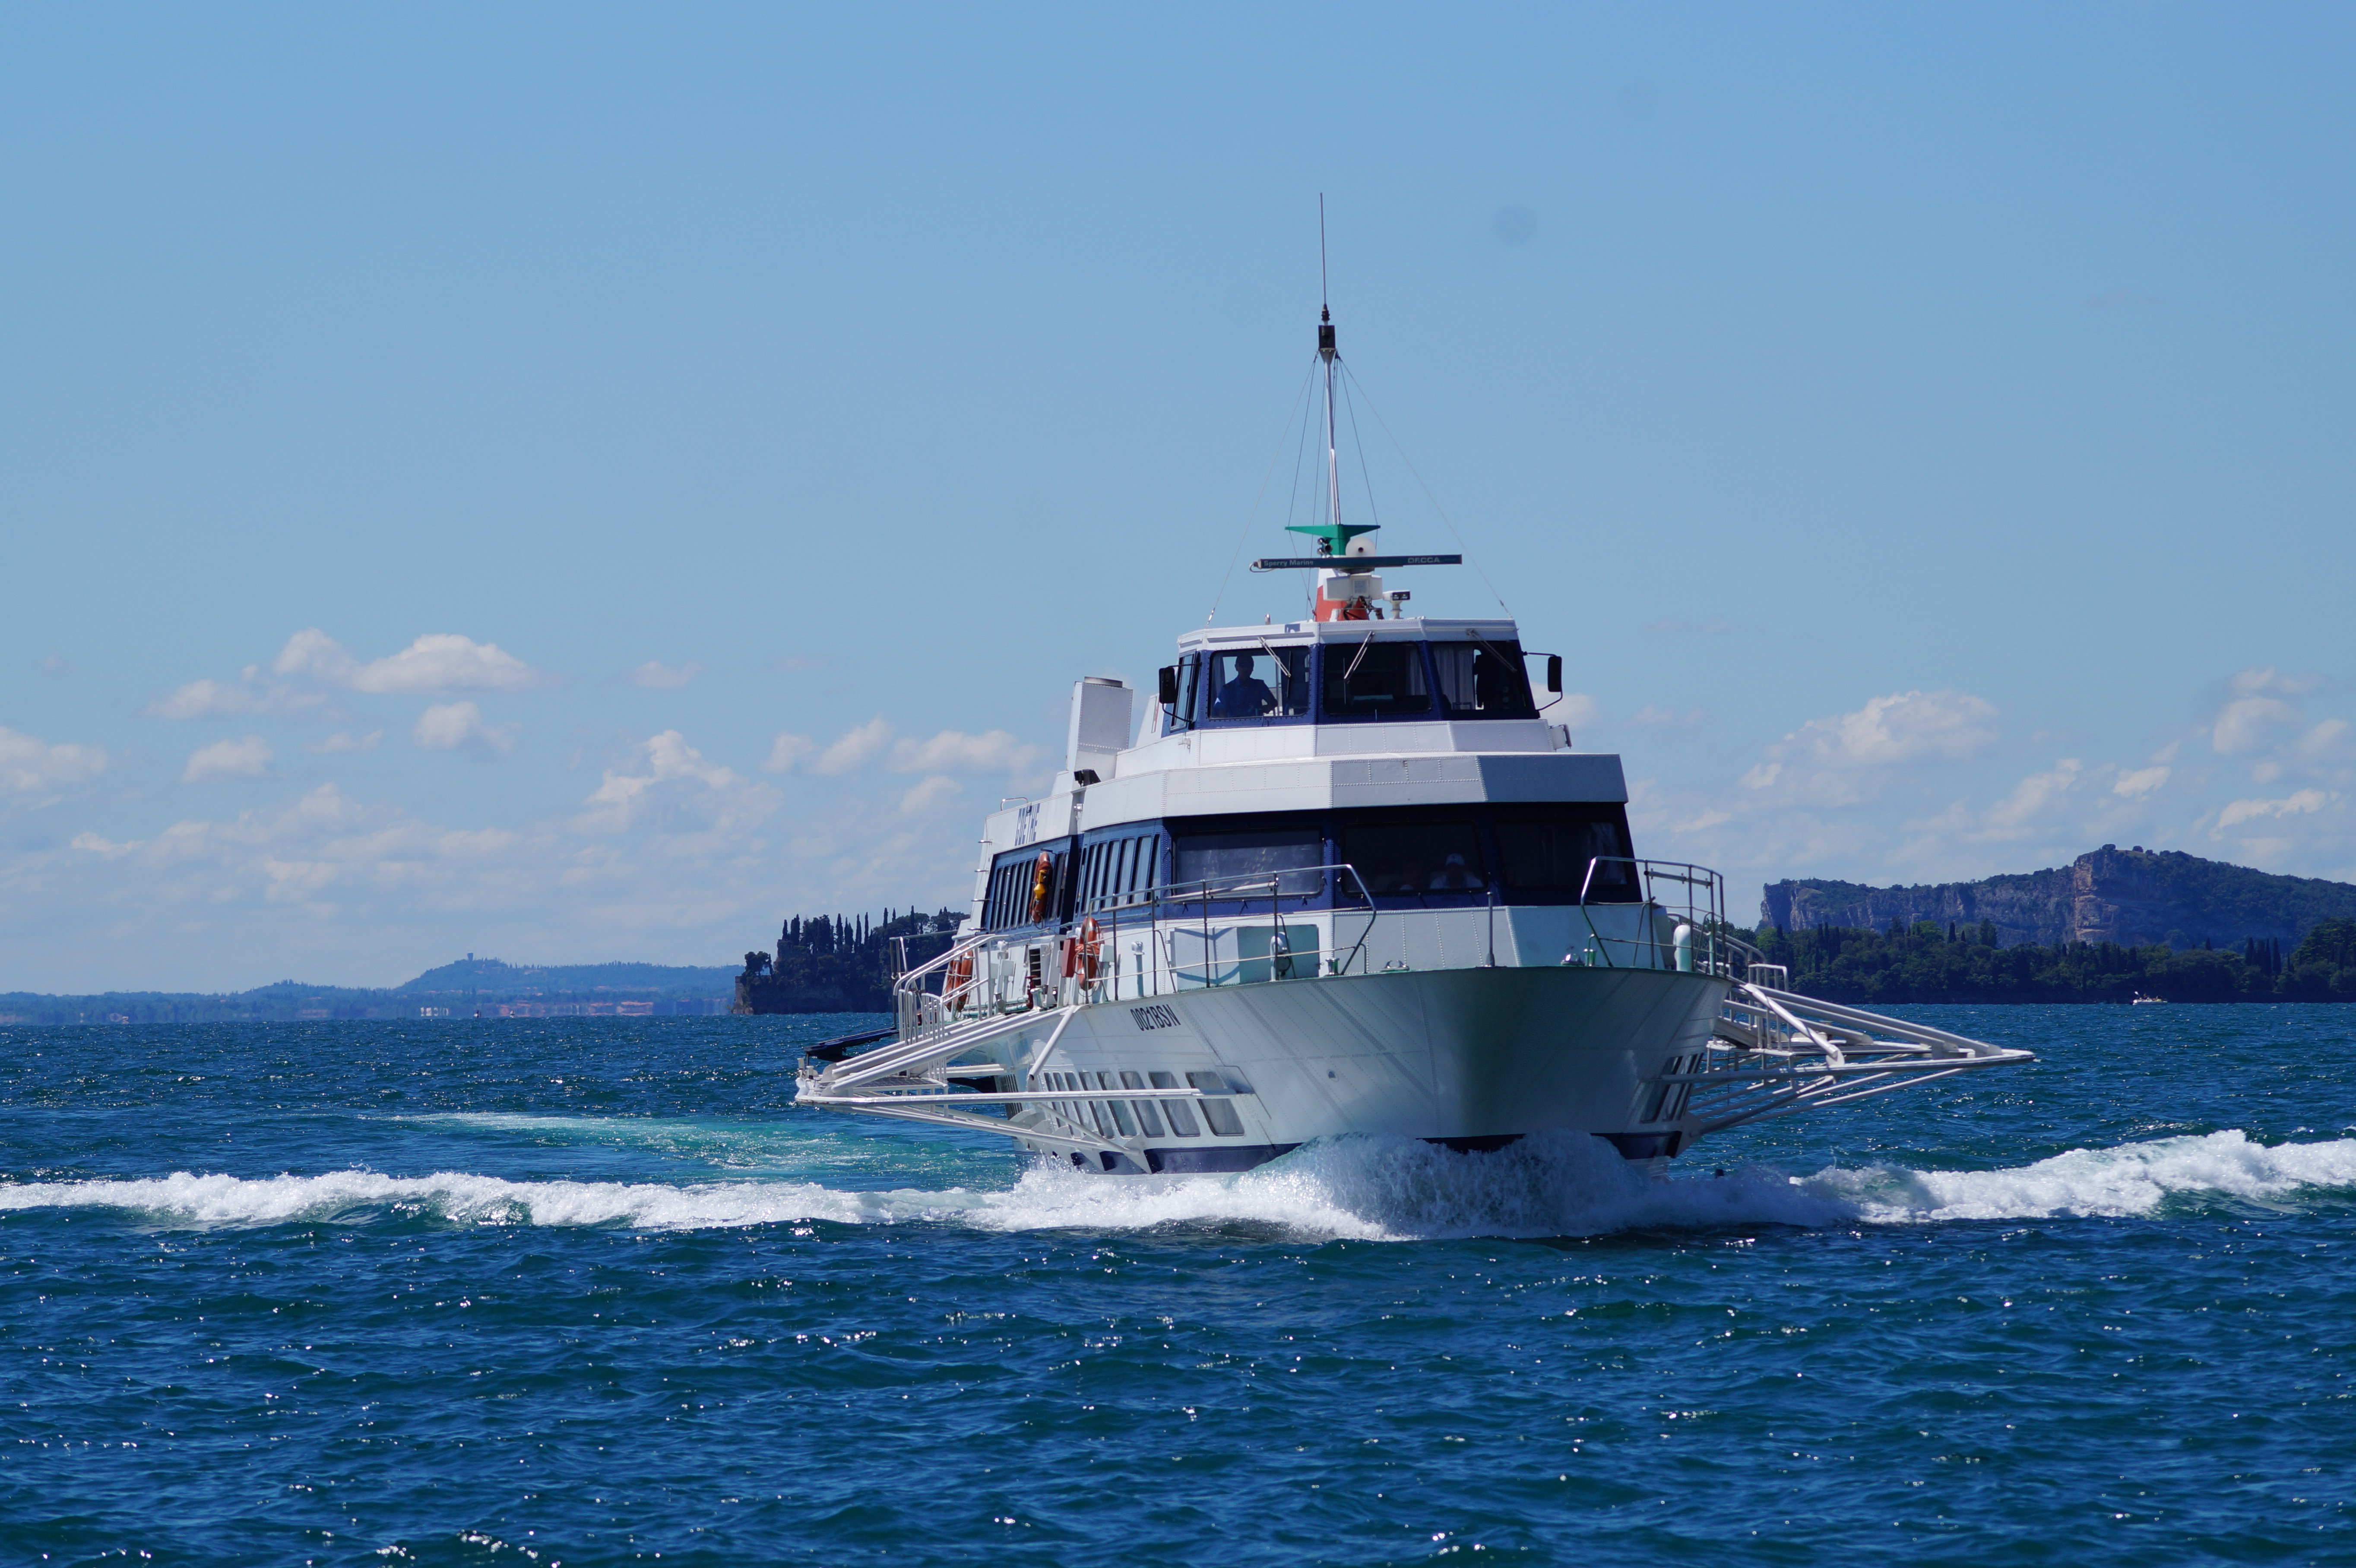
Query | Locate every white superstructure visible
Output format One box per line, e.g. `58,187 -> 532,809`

795,297 -> 2031,1175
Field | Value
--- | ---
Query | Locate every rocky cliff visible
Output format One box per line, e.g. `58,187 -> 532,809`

1762,846 -> 2356,949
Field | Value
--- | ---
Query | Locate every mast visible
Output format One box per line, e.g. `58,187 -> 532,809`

1320,195 -> 1341,544
1273,196 -> 1392,620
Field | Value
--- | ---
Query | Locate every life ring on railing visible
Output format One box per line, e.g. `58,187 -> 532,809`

944,951 -> 974,999
1074,916 -> 1102,982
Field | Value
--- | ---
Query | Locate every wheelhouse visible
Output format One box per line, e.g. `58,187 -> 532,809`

1159,622 -> 1550,734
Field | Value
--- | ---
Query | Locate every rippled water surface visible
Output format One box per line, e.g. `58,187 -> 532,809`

3,1006 -> 2352,1565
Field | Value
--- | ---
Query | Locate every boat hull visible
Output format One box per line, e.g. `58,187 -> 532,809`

995,963 -> 1731,1173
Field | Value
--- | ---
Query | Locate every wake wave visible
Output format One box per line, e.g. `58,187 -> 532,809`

2,1130 -> 2349,1240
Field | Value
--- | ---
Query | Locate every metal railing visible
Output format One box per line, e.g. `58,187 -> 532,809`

1569,857 -> 1761,978
1679,981 -> 2035,1133
1083,863 -> 1384,989
884,855 -> 1775,1065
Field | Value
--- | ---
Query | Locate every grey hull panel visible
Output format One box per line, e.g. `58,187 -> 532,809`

1001,964 -> 1728,1168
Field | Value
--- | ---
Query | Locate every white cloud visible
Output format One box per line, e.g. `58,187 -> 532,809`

274,629 -> 545,694
1550,694 -> 1600,730
2113,765 -> 2170,797
2215,789 -> 2331,830
69,832 -> 141,858
1737,689 -> 2001,809
149,674 -> 332,720
809,717 -> 893,776
889,729 -> 1040,774
149,679 -> 259,720
0,727 -> 108,791
1979,759 -> 2085,835
1784,689 -> 2000,768
2211,695 -> 2301,756
182,736 -> 274,783
412,702 -> 516,754
630,661 -> 703,690
761,733 -> 817,773
2298,718 -> 2351,760
2230,666 -> 2315,697
899,775 -> 963,815
308,730 -> 383,755
576,730 -> 780,835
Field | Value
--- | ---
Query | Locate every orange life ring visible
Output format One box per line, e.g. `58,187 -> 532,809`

1077,916 -> 1102,982
944,951 -> 974,998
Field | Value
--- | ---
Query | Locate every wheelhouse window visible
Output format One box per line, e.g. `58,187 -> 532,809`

1320,637 -> 1431,719
1162,653 -> 1204,736
1203,646 -> 1311,721
1431,638 -> 1537,718
1338,819 -> 1487,895
1495,812 -> 1640,901
1170,827 -> 1323,897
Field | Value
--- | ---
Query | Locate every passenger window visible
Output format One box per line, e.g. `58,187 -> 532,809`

1150,1070 -> 1202,1136
1096,1073 -> 1138,1136
1431,639 -> 1536,718
1186,1071 -> 1247,1137
1320,638 -> 1431,718
1121,1071 -> 1166,1136
1171,828 -> 1324,897
1496,817 -> 1639,900
1205,647 -> 1311,720
1338,820 -> 1487,895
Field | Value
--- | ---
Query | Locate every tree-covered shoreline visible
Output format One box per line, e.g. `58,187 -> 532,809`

1746,916 -> 2356,1004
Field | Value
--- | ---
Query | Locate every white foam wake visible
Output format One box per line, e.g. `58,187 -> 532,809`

1798,1129 -> 2356,1222
2,1130 -> 2348,1240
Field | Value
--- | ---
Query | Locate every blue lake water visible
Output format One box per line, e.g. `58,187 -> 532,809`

2,1005 -> 2351,1565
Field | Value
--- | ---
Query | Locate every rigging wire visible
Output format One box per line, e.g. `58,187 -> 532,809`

1206,354 -> 1320,625
1339,360 -> 1511,616
1337,367 -> 1384,537
1280,355 -> 1319,538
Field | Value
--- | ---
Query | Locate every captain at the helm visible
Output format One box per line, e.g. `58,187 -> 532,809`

1210,653 -> 1276,717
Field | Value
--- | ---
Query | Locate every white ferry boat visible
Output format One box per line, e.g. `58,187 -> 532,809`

796,300 -> 2032,1175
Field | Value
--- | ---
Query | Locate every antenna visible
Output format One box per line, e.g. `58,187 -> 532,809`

1317,199 -> 1340,554
1319,193 -> 1330,322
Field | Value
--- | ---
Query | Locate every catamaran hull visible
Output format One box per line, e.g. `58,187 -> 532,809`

998,964 -> 1731,1173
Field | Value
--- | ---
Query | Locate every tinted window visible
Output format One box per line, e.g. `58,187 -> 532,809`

1081,834 -> 1160,907
1205,647 -> 1311,720
1171,828 -> 1323,897
984,844 -> 1070,928
1164,654 -> 1203,735
1338,820 -> 1486,895
1496,816 -> 1638,900
1321,638 -> 1431,718
1431,639 -> 1536,718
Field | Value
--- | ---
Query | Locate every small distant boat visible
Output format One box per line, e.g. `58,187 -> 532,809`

2131,993 -> 2168,1005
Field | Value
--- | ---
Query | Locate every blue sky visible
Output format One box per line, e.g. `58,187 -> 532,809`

5,4 -> 2353,991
